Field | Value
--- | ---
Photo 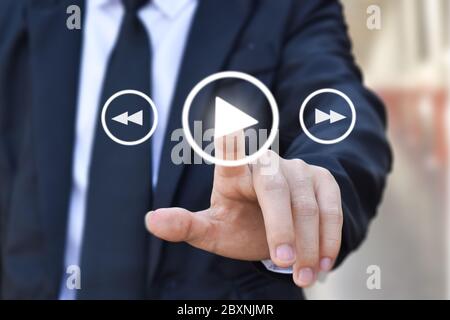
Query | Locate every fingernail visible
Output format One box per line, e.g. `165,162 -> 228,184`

298,268 -> 314,286
275,244 -> 295,261
320,257 -> 333,271
145,211 -> 153,225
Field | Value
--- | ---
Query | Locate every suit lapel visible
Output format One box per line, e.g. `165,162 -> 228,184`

148,0 -> 255,283
27,0 -> 84,296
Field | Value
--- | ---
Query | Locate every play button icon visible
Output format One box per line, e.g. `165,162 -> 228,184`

214,97 -> 259,138
182,71 -> 279,167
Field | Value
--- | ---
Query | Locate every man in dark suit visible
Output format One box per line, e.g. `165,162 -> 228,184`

0,0 -> 391,299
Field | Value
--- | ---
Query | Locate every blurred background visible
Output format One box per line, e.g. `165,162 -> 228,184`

306,0 -> 449,299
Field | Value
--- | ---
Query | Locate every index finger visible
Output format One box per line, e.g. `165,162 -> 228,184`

214,129 -> 247,177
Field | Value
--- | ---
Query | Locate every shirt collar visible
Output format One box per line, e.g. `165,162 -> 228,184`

153,0 -> 194,18
95,0 -> 194,19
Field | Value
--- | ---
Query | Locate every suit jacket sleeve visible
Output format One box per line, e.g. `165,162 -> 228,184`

0,0 -> 31,295
273,0 -> 392,269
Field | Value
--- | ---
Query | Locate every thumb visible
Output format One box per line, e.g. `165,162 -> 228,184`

145,207 -> 215,249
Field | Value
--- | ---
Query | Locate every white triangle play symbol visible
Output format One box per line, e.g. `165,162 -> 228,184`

329,110 -> 346,123
315,109 -> 330,124
112,110 -> 143,126
128,110 -> 143,126
112,111 -> 129,125
315,108 -> 346,124
214,97 -> 258,138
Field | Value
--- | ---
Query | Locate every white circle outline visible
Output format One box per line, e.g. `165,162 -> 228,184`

182,71 -> 279,167
101,89 -> 158,146
299,88 -> 356,144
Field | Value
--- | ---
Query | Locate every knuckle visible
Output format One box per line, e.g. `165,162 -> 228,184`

260,174 -> 288,192
290,175 -> 313,190
258,150 -> 279,167
292,197 -> 319,216
193,221 -> 219,253
290,158 -> 307,168
265,149 -> 278,158
323,237 -> 341,254
314,166 -> 335,181
299,238 -> 319,253
287,159 -> 309,175
321,207 -> 343,225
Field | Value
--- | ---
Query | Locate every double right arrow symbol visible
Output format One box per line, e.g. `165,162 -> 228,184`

314,108 -> 346,124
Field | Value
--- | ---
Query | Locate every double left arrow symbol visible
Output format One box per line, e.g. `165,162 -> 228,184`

112,110 -> 143,126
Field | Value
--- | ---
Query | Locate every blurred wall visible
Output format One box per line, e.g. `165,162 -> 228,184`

305,0 -> 449,299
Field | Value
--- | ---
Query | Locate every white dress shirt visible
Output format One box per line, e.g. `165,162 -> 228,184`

60,0 -> 198,300
60,0 -> 288,300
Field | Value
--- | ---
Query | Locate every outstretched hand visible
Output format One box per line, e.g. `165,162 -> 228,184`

145,131 -> 343,287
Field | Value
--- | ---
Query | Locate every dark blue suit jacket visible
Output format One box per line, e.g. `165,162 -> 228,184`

0,0 -> 391,299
